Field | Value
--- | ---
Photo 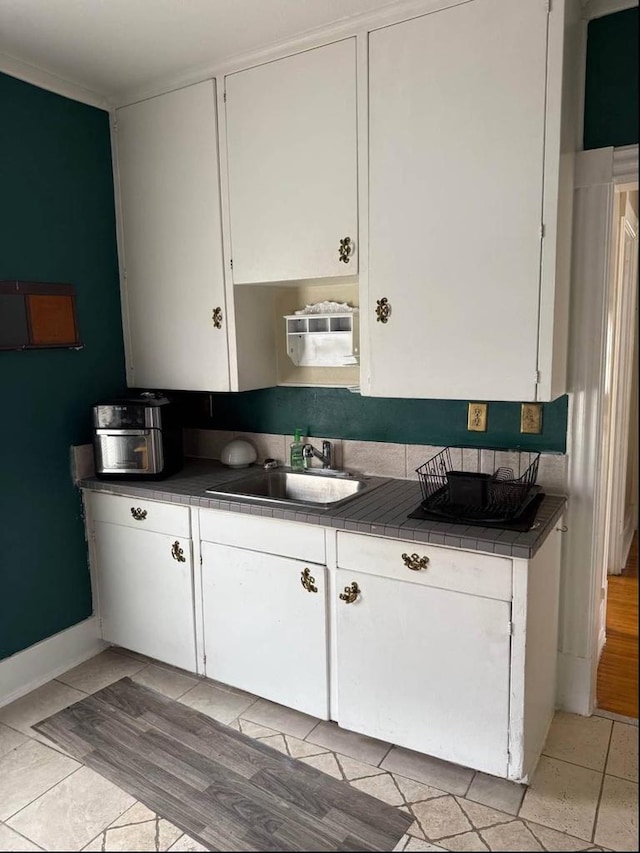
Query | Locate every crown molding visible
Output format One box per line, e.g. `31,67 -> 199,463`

613,144 -> 640,186
0,51 -> 109,110
582,0 -> 638,21
110,0 -> 467,108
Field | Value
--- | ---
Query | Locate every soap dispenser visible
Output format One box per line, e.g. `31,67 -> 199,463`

290,429 -> 305,472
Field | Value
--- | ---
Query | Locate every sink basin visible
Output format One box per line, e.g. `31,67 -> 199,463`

205,469 -> 379,509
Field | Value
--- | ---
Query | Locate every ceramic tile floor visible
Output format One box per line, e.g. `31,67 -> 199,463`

0,649 -> 637,852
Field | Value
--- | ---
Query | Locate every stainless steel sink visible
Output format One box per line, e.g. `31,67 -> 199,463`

205,469 -> 380,509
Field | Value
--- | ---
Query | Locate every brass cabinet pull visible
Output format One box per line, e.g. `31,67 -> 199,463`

171,541 -> 186,562
212,307 -> 223,329
338,236 -> 353,263
130,507 -> 147,521
376,297 -> 391,323
402,552 -> 429,571
339,582 -> 360,604
300,567 -> 318,593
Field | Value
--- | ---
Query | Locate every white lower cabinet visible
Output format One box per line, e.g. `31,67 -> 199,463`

198,507 -> 329,718
87,492 -> 561,782
87,493 -> 197,672
333,528 -> 563,782
200,542 -> 329,719
335,568 -> 511,777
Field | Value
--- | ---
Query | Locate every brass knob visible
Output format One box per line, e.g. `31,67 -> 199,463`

212,307 -> 223,329
171,541 -> 186,563
375,297 -> 391,323
339,582 -> 360,604
402,552 -> 429,571
338,236 -> 353,263
130,507 -> 147,521
300,568 -> 318,593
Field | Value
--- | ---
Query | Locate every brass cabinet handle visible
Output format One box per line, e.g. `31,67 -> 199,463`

300,567 -> 318,593
130,507 -> 147,521
339,582 -> 360,604
402,552 -> 429,571
338,236 -> 353,263
376,297 -> 391,323
212,307 -> 223,329
171,541 -> 186,562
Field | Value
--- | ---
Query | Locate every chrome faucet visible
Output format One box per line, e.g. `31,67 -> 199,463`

303,440 -> 332,470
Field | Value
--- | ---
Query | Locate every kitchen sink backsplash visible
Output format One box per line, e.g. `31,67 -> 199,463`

182,428 -> 568,494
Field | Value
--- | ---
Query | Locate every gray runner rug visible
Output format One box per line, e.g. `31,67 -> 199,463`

34,677 -> 411,852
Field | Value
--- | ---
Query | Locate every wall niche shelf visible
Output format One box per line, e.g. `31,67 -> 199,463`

284,311 -> 359,367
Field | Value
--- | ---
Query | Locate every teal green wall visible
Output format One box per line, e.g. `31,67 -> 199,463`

584,7 -> 638,150
0,73 -> 126,661
177,389 -> 568,453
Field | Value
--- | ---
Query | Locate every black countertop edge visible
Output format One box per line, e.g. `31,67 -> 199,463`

79,458 -> 567,560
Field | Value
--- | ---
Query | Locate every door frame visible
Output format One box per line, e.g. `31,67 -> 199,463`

557,144 -> 638,715
603,194 -> 638,577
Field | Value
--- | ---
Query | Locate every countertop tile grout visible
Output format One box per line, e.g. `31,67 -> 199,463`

81,459 -> 566,559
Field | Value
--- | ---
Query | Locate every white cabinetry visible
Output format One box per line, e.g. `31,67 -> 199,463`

85,489 -> 562,782
364,0 -> 577,401
334,527 -> 563,782
116,81 -> 230,392
224,38 -> 358,283
199,510 -> 329,718
87,493 -> 197,672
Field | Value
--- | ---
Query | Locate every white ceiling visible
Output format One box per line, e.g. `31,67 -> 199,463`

0,0 -> 401,105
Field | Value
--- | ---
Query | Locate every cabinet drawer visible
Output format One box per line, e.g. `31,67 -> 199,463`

199,509 -> 325,564
86,491 -> 190,538
336,532 -> 512,601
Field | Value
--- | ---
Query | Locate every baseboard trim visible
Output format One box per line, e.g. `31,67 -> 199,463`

593,707 -> 639,726
0,617 -> 106,709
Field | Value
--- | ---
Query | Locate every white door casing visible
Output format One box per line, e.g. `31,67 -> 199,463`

603,194 -> 638,575
558,144 -> 639,715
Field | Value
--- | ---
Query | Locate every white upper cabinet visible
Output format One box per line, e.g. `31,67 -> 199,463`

224,39 -> 358,284
116,81 -> 230,391
364,0 -> 575,401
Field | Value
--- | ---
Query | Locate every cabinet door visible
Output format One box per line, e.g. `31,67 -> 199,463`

366,0 -> 548,400
117,81 -> 230,391
336,569 -> 511,777
225,39 -> 357,283
94,521 -> 197,671
202,542 -> 329,718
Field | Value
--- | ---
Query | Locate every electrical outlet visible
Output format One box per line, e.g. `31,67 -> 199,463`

521,403 -> 542,434
467,402 -> 487,432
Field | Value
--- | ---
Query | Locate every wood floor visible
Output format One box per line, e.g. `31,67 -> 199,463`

34,678 -> 411,853
597,531 -> 638,719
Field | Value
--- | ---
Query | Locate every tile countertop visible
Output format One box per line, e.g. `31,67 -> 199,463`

80,458 -> 566,559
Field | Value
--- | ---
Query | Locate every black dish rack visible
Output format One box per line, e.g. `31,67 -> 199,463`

415,447 -> 541,524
